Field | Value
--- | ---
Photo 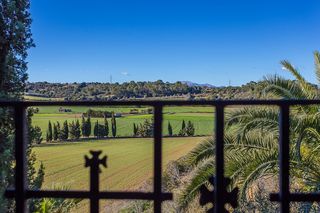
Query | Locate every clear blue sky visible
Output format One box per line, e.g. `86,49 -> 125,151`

28,0 -> 320,86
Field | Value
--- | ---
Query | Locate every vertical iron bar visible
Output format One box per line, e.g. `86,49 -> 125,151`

279,104 -> 290,213
153,105 -> 163,213
89,161 -> 99,213
215,105 -> 225,213
14,106 -> 27,213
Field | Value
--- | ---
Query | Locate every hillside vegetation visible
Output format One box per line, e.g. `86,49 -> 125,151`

25,80 -> 269,100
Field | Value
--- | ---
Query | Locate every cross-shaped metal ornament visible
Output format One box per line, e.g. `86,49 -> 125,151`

199,176 -> 238,213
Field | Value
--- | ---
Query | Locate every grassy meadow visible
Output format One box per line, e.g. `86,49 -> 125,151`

33,137 -> 204,211
31,105 -> 215,137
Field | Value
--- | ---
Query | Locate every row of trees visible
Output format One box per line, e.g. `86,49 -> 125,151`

178,120 -> 195,136
46,113 -> 117,142
92,113 -> 117,138
46,120 -> 81,141
132,120 -> 196,137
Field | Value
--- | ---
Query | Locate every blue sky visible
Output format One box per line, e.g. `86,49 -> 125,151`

28,0 -> 320,86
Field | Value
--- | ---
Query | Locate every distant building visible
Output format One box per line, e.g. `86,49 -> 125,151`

114,113 -> 122,117
59,107 -> 72,112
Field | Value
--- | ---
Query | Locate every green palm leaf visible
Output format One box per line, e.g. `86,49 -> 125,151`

314,51 -> 320,84
280,60 -> 317,99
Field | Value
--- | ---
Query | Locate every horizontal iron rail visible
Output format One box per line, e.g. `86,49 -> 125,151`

1,99 -> 320,107
5,189 -> 172,201
5,190 -> 172,200
270,193 -> 320,202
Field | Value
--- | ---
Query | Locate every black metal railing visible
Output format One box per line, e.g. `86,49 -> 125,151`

2,99 -> 320,213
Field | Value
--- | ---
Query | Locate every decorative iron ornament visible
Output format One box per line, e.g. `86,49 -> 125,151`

85,150 -> 107,173
199,176 -> 238,213
85,150 -> 107,213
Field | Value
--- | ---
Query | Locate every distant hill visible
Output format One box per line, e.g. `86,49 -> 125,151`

181,81 -> 215,88
25,80 -> 267,101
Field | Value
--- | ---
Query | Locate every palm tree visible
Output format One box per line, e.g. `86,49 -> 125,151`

178,51 -> 320,210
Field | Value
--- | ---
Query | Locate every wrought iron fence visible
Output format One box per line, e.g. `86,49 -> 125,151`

2,99 -> 320,213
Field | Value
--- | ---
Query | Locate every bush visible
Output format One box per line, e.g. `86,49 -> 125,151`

136,119 -> 153,137
31,126 -> 43,144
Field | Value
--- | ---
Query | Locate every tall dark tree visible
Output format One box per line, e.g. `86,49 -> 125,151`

182,120 -> 186,130
0,1 -> 39,210
47,120 -> 53,141
60,120 -> 69,140
56,121 -> 61,140
104,116 -> 109,137
133,123 -> 138,136
81,116 -> 87,137
69,121 -> 76,139
86,116 -> 91,137
53,123 -> 58,141
46,132 -> 49,142
0,0 -> 34,98
168,122 -> 173,136
185,121 -> 195,136
75,119 -> 81,139
111,112 -> 117,137
179,120 -> 187,136
94,120 -> 99,138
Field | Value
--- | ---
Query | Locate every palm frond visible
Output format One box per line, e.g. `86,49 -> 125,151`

263,75 -> 306,99
178,158 -> 214,209
226,107 -> 279,137
314,51 -> 320,84
185,137 -> 214,166
280,60 -> 317,99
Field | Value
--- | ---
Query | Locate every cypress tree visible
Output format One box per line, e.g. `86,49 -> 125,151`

61,120 -> 69,140
81,116 -> 87,137
46,132 -> 49,142
182,120 -> 186,130
86,116 -> 91,137
168,122 -> 173,136
104,116 -> 109,137
69,121 -> 76,139
133,123 -> 138,136
53,124 -> 58,141
179,120 -> 187,136
56,121 -> 61,140
48,121 -> 53,141
75,119 -> 81,139
111,112 -> 117,137
186,121 -> 195,136
94,120 -> 99,138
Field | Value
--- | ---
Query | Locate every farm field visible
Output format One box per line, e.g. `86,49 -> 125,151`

31,106 -> 217,137
33,137 -> 205,212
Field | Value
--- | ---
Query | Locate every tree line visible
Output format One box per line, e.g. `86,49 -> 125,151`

26,80 -> 204,100
132,120 -> 195,137
45,112 -> 117,142
46,117 -> 196,142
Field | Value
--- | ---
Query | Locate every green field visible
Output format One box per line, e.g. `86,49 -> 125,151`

33,137 -> 204,211
31,106 -> 216,138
